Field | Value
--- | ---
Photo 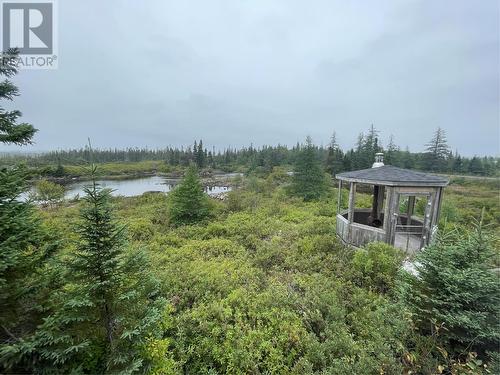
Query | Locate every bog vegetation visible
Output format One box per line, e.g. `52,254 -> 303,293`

1,50 -> 499,374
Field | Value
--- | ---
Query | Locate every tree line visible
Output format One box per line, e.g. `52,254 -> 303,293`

2,127 -> 498,177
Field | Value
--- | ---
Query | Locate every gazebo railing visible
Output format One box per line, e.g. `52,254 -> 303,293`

394,224 -> 424,234
336,211 -> 386,247
349,221 -> 385,247
336,214 -> 349,243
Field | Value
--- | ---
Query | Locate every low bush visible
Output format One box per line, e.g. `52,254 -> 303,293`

352,242 -> 405,294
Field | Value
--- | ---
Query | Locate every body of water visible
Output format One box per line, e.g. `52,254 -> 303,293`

26,175 -> 231,201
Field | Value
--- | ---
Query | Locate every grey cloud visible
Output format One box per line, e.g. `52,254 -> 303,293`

1,0 -> 498,155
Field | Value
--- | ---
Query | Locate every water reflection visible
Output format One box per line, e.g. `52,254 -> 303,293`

27,175 -> 231,200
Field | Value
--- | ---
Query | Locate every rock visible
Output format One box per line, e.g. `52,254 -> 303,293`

211,192 -> 228,201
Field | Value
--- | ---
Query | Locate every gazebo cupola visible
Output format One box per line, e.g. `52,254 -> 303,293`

335,154 -> 448,252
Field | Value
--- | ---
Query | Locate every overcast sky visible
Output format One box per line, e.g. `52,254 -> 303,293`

3,0 -> 499,156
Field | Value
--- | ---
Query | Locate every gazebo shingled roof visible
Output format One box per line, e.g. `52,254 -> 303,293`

336,165 -> 448,187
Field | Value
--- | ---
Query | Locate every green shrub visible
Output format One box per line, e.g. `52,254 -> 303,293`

317,200 -> 336,217
352,242 -> 404,293
245,174 -> 267,193
172,286 -> 310,374
33,179 -> 65,206
225,190 -> 261,212
266,166 -> 291,187
439,200 -> 459,224
184,238 -> 246,260
127,217 -> 155,241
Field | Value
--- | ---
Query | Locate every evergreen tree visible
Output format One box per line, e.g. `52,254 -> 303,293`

353,133 -> 366,169
53,163 -> 66,177
0,50 -> 37,145
324,132 -> 344,175
0,166 -> 51,356
400,218 -> 499,357
211,146 -> 217,168
325,145 -> 335,174
180,146 -> 192,166
363,124 -> 380,167
350,125 -> 382,169
3,165 -> 168,372
290,136 -> 329,201
168,165 -> 212,225
424,127 -> 450,171
468,156 -> 484,175
195,139 -> 205,168
385,135 -> 399,165
453,156 -> 461,173
401,146 -> 415,169
482,156 -> 496,176
0,49 -> 51,370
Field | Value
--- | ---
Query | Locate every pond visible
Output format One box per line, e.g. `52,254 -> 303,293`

65,175 -> 231,199
26,175 -> 232,201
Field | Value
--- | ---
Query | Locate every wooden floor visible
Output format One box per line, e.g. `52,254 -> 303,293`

394,233 -> 422,254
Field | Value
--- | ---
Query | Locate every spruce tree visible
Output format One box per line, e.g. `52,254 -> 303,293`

168,165 -> 212,225
53,163 -> 65,177
195,139 -> 205,168
3,165 -> 168,373
0,166 -> 49,351
290,136 -> 328,201
385,135 -> 399,165
353,133 -> 365,169
452,155 -> 463,174
400,218 -> 499,357
0,49 -> 50,369
207,151 -> 215,169
424,127 -> 450,171
350,125 -> 383,169
468,156 -> 484,175
0,50 -> 37,145
324,132 -> 344,175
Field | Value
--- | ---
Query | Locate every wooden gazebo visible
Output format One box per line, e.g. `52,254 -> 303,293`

335,154 -> 448,252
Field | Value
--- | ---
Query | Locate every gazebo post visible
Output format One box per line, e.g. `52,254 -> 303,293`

422,193 -> 434,246
337,180 -> 342,214
432,187 -> 443,228
347,182 -> 356,242
370,185 -> 386,223
406,196 -> 415,227
347,182 -> 356,224
371,185 -> 379,221
376,186 -> 385,220
385,187 -> 400,245
383,187 -> 393,238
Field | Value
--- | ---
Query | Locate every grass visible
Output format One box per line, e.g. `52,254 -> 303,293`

441,176 -> 499,229
62,160 -> 177,177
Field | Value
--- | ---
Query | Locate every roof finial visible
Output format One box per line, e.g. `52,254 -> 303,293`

372,153 -> 384,168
